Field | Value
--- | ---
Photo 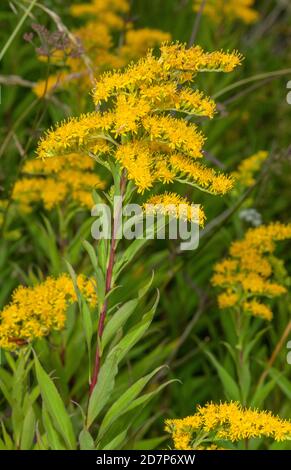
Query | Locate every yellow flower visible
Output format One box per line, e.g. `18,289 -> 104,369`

143,115 -> 205,158
232,150 -> 268,188
33,73 -> 69,98
193,0 -> 259,25
115,142 -> 154,193
170,153 -> 234,195
166,402 -> 291,450
70,0 -> 129,30
159,43 -> 243,73
243,301 -> 273,321
0,274 -> 97,350
37,112 -> 114,159
114,94 -> 151,135
37,42 -> 240,220
33,0 -> 171,97
120,28 -> 171,60
218,291 -> 239,309
13,153 -> 106,211
144,192 -> 205,226
212,223 -> 291,320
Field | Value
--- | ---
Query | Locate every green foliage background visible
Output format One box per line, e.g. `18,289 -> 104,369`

0,0 -> 291,450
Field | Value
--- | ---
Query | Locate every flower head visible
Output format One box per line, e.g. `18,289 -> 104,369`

212,223 -> 291,320
232,150 -> 268,188
0,274 -> 97,350
36,42 -> 241,220
193,0 -> 259,25
166,402 -> 291,450
13,153 -> 106,211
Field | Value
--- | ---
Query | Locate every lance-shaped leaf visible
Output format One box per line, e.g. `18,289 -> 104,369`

98,365 -> 166,439
34,354 -> 76,449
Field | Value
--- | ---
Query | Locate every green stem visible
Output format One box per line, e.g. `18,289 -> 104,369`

213,69 -> 291,99
0,0 -> 38,62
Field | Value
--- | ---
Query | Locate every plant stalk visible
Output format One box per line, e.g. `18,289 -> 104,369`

89,171 -> 127,395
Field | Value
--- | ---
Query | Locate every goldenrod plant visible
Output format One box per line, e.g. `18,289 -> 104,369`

208,223 -> 291,407
166,402 -> 291,449
0,41 -> 240,449
1,0 -> 291,453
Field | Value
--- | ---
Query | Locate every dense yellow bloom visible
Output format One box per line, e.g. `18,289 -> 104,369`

159,43 -> 242,74
170,154 -> 234,195
193,0 -> 259,24
93,45 -> 242,104
70,0 -> 129,28
165,402 -> 291,450
120,28 -> 171,61
143,115 -> 205,158
37,42 -> 240,218
243,300 -> 273,321
114,94 -> 151,135
115,142 -> 154,193
0,274 -> 97,350
13,153 -> 106,211
144,192 -> 205,226
233,150 -> 268,188
37,113 -> 114,159
141,84 -> 216,118
212,223 -> 291,320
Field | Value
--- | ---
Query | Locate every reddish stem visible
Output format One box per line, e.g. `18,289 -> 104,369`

89,172 -> 126,396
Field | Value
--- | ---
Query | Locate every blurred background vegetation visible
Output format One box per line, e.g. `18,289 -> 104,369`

0,0 -> 291,450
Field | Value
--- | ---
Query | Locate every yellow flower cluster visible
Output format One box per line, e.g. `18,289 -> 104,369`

232,150 -> 268,188
212,223 -> 291,320
193,0 -> 259,25
33,73 -> 68,98
0,274 -> 97,350
165,402 -> 291,450
37,42 -> 240,224
144,192 -> 205,225
33,0 -> 170,97
13,153 -> 106,211
70,0 -> 129,28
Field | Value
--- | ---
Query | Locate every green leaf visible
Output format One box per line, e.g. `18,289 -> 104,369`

79,429 -> 95,450
42,406 -> 66,450
34,354 -> 76,449
87,292 -> 159,428
20,406 -> 35,450
1,422 -> 13,450
133,436 -> 167,450
83,240 -> 99,272
87,351 -> 119,428
113,234 -> 153,282
125,380 -> 176,414
102,430 -> 128,450
0,438 -> 6,450
244,328 -> 269,359
205,350 -> 240,401
65,260 -> 93,367
268,368 -> 291,400
240,358 -> 251,404
138,271 -> 155,299
108,291 -> 160,364
98,366 -> 165,439
251,380 -> 276,408
101,299 -> 138,351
